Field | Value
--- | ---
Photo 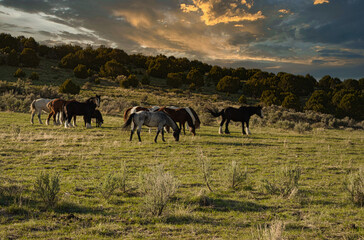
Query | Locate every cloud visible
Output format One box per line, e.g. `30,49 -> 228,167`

180,0 -> 265,26
313,0 -> 330,5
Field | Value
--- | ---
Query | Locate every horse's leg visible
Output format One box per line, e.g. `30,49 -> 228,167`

242,121 -> 246,135
181,122 -> 186,135
52,111 -> 57,125
245,120 -> 251,135
129,124 -> 136,141
137,125 -> 142,142
219,118 -> 226,134
154,130 -> 160,143
37,110 -> 43,124
73,116 -> 77,127
161,128 -> 165,142
31,111 -> 35,124
85,115 -> 91,129
225,119 -> 230,134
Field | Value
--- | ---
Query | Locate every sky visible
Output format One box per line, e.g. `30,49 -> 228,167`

0,0 -> 363,80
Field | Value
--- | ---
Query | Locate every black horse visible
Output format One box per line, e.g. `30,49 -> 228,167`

64,95 -> 100,129
91,109 -> 103,127
207,106 -> 263,135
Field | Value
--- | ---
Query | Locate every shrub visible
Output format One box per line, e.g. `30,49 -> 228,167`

198,150 -> 213,192
344,170 -> 364,207
238,94 -> 247,104
13,68 -> 26,78
281,92 -> 301,111
187,68 -> 204,87
260,90 -> 281,106
141,74 -> 150,85
20,48 -> 40,67
33,172 -> 60,208
216,76 -> 240,93
7,49 -> 19,66
261,166 -> 301,198
59,79 -> 80,94
294,122 -> 312,133
140,166 -> 179,216
99,173 -> 120,200
120,74 -> 139,88
29,72 -> 39,81
73,64 -> 88,79
167,72 -> 183,88
100,59 -> 129,78
254,220 -> 286,240
223,160 -> 248,190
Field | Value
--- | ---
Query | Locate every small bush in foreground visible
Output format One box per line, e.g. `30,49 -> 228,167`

344,170 -> 364,207
253,220 -> 285,240
224,160 -> 248,190
140,166 -> 179,216
99,173 -> 120,200
29,72 -> 39,81
33,172 -> 60,208
13,68 -> 26,78
261,166 -> 301,198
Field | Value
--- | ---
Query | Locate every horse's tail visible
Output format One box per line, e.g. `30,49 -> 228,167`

30,100 -> 36,112
123,107 -> 132,122
207,108 -> 223,118
186,107 -> 201,129
46,100 -> 53,111
123,113 -> 135,129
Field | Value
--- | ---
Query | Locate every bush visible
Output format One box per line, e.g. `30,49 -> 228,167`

344,170 -> 364,207
261,166 -> 301,198
141,74 -> 150,85
281,92 -> 301,111
223,160 -> 248,190
7,49 -> 19,66
260,90 -> 281,106
20,48 -> 40,67
294,122 -> 312,133
120,74 -> 139,88
59,79 -> 80,94
73,64 -> 88,79
100,59 -> 129,78
13,68 -> 26,78
216,76 -> 240,93
167,72 -> 183,88
29,72 -> 39,80
238,94 -> 247,104
187,68 -> 204,87
140,166 -> 179,216
33,172 -> 60,208
99,173 -> 120,200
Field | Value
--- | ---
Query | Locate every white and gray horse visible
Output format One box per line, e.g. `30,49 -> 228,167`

123,111 -> 180,143
30,98 -> 54,124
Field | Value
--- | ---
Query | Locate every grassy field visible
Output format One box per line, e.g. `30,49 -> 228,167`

0,110 -> 363,239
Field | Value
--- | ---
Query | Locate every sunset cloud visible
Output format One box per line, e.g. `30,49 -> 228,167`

313,0 -> 330,5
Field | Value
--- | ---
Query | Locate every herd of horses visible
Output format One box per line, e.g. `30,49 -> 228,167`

30,95 -> 263,143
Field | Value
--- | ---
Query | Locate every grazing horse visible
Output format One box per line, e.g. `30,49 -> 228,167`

30,98 -> 54,124
64,95 -> 101,129
92,110 -> 103,127
46,99 -> 76,126
123,106 -> 151,122
123,111 -> 180,143
207,106 -> 263,135
157,107 -> 200,136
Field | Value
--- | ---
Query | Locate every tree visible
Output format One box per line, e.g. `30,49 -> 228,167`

260,90 -> 281,106
238,94 -> 247,104
73,64 -> 88,79
59,53 -> 79,69
281,92 -> 301,111
187,68 -> 204,87
99,59 -> 128,78
147,56 -> 169,78
19,48 -> 40,67
208,65 -> 224,84
304,90 -> 332,113
13,68 -> 26,78
318,75 -> 341,91
7,49 -> 19,66
59,79 -> 80,94
120,74 -> 139,88
216,76 -> 240,93
338,93 -> 363,120
166,72 -> 184,88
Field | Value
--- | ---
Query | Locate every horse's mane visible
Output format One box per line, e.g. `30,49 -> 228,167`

163,112 -> 179,131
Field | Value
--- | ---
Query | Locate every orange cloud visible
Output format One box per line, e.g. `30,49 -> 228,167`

180,0 -> 265,26
112,10 -> 152,28
313,0 -> 330,5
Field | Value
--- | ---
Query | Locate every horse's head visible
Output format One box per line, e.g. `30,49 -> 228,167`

173,128 -> 180,141
95,95 -> 101,107
256,106 -> 263,118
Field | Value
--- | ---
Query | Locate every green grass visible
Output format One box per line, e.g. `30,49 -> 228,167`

0,111 -> 363,239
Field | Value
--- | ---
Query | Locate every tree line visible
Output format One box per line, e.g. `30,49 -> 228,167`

0,33 -> 363,121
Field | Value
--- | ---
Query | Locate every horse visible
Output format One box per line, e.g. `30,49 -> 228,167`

123,106 -> 151,122
207,106 -> 263,135
30,98 -> 56,124
92,109 -> 103,127
64,95 -> 101,129
46,99 -> 76,126
157,107 -> 200,136
123,111 -> 180,143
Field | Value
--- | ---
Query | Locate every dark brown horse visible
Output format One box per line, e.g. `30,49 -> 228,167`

92,109 -> 103,127
207,106 -> 263,135
157,107 -> 199,136
46,99 -> 76,126
64,95 -> 101,129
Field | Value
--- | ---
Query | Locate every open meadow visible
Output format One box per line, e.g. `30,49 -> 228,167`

0,110 -> 363,239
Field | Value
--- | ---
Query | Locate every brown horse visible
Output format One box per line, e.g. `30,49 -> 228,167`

46,99 -> 76,126
157,107 -> 198,136
123,106 -> 150,122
